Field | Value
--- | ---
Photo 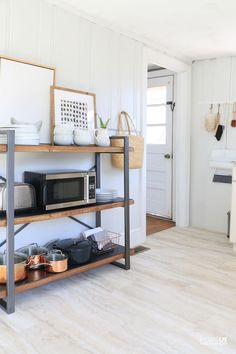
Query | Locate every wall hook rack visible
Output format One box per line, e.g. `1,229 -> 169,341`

166,101 -> 176,111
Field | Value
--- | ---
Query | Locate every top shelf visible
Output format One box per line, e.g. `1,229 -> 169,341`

0,144 -> 133,154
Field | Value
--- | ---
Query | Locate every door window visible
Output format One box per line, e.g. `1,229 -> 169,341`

147,86 -> 167,145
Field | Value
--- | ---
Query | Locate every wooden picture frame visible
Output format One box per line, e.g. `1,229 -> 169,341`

50,86 -> 97,144
0,55 -> 56,144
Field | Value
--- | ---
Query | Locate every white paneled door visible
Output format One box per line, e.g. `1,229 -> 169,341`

146,76 -> 173,218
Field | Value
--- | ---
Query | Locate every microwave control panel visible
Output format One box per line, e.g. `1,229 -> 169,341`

88,176 -> 96,201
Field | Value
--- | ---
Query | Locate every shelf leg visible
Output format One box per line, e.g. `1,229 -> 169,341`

111,136 -> 130,270
123,136 -> 130,270
0,130 -> 15,314
95,153 -> 101,227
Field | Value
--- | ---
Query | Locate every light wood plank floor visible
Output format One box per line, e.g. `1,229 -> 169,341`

0,227 -> 236,354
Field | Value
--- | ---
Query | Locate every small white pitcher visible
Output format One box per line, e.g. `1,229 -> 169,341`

94,128 -> 110,147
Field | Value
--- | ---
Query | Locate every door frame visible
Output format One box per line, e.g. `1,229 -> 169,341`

141,47 -> 191,236
146,74 -> 174,219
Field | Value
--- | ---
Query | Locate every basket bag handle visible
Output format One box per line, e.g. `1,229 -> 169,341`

118,111 -> 138,136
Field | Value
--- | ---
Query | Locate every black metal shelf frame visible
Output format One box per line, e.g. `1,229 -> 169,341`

0,132 -> 130,314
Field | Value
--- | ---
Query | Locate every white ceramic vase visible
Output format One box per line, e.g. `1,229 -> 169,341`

54,134 -> 73,146
74,128 -> 94,146
53,124 -> 74,145
94,128 -> 110,147
54,124 -> 74,134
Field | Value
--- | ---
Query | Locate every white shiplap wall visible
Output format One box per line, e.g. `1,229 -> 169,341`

190,57 -> 236,233
0,0 -> 145,248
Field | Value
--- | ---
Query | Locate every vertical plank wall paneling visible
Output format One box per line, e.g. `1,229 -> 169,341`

10,0 -> 41,61
228,58 -> 236,149
90,24 -> 112,121
0,0 -> 145,248
53,6 -> 79,86
191,58 -> 236,233
37,0 -> 54,66
0,0 -> 9,54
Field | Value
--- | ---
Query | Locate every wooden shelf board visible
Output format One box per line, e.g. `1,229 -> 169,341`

0,198 -> 134,226
0,144 -> 133,153
0,246 -> 125,299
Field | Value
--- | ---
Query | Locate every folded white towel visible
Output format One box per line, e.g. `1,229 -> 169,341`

82,227 -> 103,238
83,227 -> 110,250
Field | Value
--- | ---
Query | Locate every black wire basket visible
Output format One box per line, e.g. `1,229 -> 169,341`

89,231 -> 121,256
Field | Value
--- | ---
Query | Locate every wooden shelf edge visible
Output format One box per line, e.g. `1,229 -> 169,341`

0,199 -> 134,226
0,248 -> 125,299
0,144 -> 134,153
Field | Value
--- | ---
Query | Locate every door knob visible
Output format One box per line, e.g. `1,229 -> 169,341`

164,153 -> 171,159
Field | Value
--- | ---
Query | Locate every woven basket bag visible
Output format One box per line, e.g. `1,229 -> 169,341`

111,111 -> 144,169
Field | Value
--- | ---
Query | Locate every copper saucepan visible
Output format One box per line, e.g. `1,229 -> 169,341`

0,253 -> 29,284
17,243 -> 48,270
38,250 -> 68,273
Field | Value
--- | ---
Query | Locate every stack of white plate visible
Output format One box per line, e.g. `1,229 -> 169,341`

0,124 -> 40,145
96,189 -> 118,203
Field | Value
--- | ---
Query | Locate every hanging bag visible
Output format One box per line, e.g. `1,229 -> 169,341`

205,104 -> 217,132
111,111 -> 144,169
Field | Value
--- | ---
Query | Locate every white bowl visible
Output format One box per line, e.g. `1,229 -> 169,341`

54,134 -> 73,146
96,189 -> 117,196
0,124 -> 38,134
73,131 -> 94,146
54,124 -> 74,135
14,133 -> 40,138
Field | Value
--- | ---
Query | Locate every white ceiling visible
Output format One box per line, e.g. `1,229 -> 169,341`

51,0 -> 236,63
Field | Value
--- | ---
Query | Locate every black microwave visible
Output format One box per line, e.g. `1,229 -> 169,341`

24,170 -> 96,211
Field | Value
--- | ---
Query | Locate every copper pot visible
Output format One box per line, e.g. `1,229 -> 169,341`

0,253 -> 29,284
17,243 -> 48,270
43,251 -> 68,273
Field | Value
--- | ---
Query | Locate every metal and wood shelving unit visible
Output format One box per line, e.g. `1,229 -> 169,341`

0,130 -> 133,314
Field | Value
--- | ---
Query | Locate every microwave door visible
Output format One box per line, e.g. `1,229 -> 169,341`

45,177 -> 86,210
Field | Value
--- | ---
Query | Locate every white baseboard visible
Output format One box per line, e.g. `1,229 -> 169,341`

119,227 -> 145,248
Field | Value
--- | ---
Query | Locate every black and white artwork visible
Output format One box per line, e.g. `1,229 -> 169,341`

52,87 -> 96,132
60,99 -> 88,129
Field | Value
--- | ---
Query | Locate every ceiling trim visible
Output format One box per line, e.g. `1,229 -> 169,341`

47,0 -> 191,64
145,47 -> 190,73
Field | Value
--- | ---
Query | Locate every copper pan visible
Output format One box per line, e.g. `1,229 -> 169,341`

0,253 -> 29,284
16,243 -> 48,270
35,250 -> 68,273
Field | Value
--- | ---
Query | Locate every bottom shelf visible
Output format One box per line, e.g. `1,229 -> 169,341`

0,246 -> 125,299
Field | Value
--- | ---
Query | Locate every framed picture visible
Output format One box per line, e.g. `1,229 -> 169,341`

50,86 -> 96,142
0,56 -> 55,144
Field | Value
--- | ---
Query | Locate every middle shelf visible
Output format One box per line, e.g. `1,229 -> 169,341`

0,198 -> 134,226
